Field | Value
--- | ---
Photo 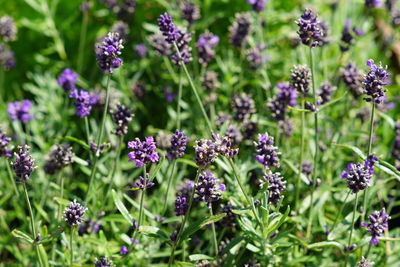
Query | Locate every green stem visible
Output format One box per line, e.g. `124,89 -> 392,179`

163,56 -> 179,84
77,10 -> 89,73
365,243 -> 372,259
163,160 -> 177,215
172,43 -> 213,134
23,183 -> 42,267
347,193 -> 359,252
295,97 -> 305,212
57,172 -> 65,220
85,75 -> 111,204
70,227 -> 74,266
84,116 -> 91,145
330,190 -> 351,234
362,102 -> 375,222
138,165 -> 147,229
209,207 -> 219,256
168,169 -> 202,267
307,47 -> 319,239
5,158 -> 19,197
177,68 -> 183,129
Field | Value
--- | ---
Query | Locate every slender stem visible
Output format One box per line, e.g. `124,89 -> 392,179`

172,42 -> 213,134
209,207 -> 218,256
84,116 -> 91,145
307,47 -> 319,239
365,243 -> 372,258
295,97 -> 305,212
330,190 -> 351,233
163,56 -> 179,84
57,172 -> 65,220
168,169 -> 202,267
70,227 -> 74,266
163,160 -> 177,214
77,10 -> 89,73
347,193 -> 359,251
138,165 -> 147,228
0,68 -> 4,106
5,158 -> 19,197
227,158 -> 264,230
23,183 -> 42,267
85,75 -> 111,203
362,103 -> 375,222
177,68 -> 183,129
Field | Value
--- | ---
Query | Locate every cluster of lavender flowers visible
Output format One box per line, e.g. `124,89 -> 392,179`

135,43 -> 147,58
317,82 -> 336,105
361,208 -> 390,245
44,144 -> 74,175
0,128 -> 12,158
340,19 -> 364,52
166,130 -> 187,160
110,103 -> 133,136
63,200 -> 87,227
341,156 -> 377,193
246,44 -> 268,70
127,136 -> 159,167
180,2 -> 201,24
11,145 -> 36,183
0,43 -> 15,71
57,69 -> 78,92
262,172 -> 286,205
149,33 -> 171,56
247,0 -> 268,12
363,59 -> 391,104
342,62 -> 364,98
96,32 -> 124,73
69,89 -> 98,118
231,93 -> 256,122
290,65 -> 311,95
229,13 -> 252,49
95,256 -> 113,267
295,9 -> 326,47
8,100 -> 34,123
0,15 -> 17,42
132,173 -> 155,190
255,133 -> 280,169
99,0 -> 136,20
197,32 -> 219,65
194,170 -> 226,208
268,82 -> 297,121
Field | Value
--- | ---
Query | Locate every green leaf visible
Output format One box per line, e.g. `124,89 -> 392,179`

378,237 -> 400,241
112,190 -> 133,224
307,241 -> 343,250
11,229 -> 33,244
56,136 -> 90,150
288,106 -> 311,113
188,254 -> 214,261
282,159 -> 309,184
38,244 -> 49,267
149,155 -> 165,182
139,226 -> 169,241
37,227 -> 64,244
176,158 -> 198,168
265,206 -> 290,236
53,197 -> 71,206
181,213 -> 226,241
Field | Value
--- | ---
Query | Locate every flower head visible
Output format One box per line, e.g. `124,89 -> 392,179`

44,144 -> 74,175
342,62 -> 364,98
0,44 -> 15,71
318,82 -> 336,105
166,130 -> 187,160
132,173 -> 155,190
170,29 -> 192,66
341,158 -> 376,193
295,9 -> 325,47
135,43 -> 147,58
0,128 -> 12,158
57,69 -> 78,92
268,82 -> 297,121
180,2 -> 201,24
363,59 -> 391,104
12,145 -> 36,183
246,44 -> 268,70
211,133 -> 239,158
262,172 -> 286,205
361,208 -> 390,245
255,133 -> 280,168
94,256 -> 113,267
8,100 -> 34,123
0,15 -> 17,42
149,34 -> 172,56
229,13 -> 252,49
120,246 -> 128,255
174,195 -> 188,216
290,65 -> 311,94
247,0 -> 268,12
195,170 -> 225,207
63,200 -> 87,227
69,89 -> 98,118
356,257 -> 374,267
111,103 -> 133,136
194,139 -> 217,168
201,71 -> 219,91
197,31 -> 219,65
127,136 -> 159,167
96,32 -> 124,73
157,12 -> 179,44
365,0 -> 382,8
231,93 -> 256,122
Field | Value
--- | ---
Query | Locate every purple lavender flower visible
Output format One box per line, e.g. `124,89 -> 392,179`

149,34 -> 172,56
211,133 -> 239,158
94,256 -> 112,267
0,44 -> 15,70
365,0 -> 382,8
132,173 -> 155,190
0,128 -> 12,158
12,145 -> 35,183
231,93 -> 256,122
295,9 -> 325,47
197,32 -> 219,65
171,49 -> 192,66
339,19 -> 364,52
171,29 -> 192,66
246,44 -> 268,70
0,15 -> 17,42
290,65 -> 311,94
57,69 -> 78,92
225,124 -> 243,146
69,89 -> 98,118
363,59 -> 391,104
342,62 -> 364,98
195,170 -> 225,207
135,43 -> 147,58
267,98 -> 286,121
262,172 -> 286,205
132,81 -> 146,99
201,71 -> 219,91
63,200 -> 87,227
229,13 -> 252,49
318,82 -> 336,105
80,1 -> 91,12
356,257 -> 374,267
120,246 -> 128,255
341,159 -> 375,193
361,208 -> 390,245
247,0 -> 268,12
180,2 -> 201,24
166,130 -> 187,160
174,195 -> 188,216
176,179 -> 195,198
162,86 -> 175,102
255,133 -> 280,168
44,144 -> 74,175
8,100 -> 34,123
194,139 -> 217,168
157,12 -> 179,44
127,136 -> 159,167
96,32 -> 124,73
110,21 -> 130,41
268,82 -> 297,121
111,103 -> 133,136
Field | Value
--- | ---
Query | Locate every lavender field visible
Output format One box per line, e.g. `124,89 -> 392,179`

1,0 -> 400,266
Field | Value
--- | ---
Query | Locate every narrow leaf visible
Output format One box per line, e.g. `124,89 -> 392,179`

112,190 -> 133,224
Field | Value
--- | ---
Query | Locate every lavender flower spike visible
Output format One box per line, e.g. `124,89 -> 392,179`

132,173 -> 155,190
195,170 -> 225,207
12,145 -> 36,183
197,31 -> 219,65
247,0 -> 268,13
96,32 -> 124,73
229,13 -> 252,49
95,256 -> 113,267
255,133 -> 280,168
127,136 -> 159,167
69,89 -> 98,118
63,199 -> 87,227
361,208 -> 390,245
157,12 -> 179,44
166,130 -> 187,160
57,68 -> 78,92
0,15 -> 17,42
262,172 -> 286,205
180,2 -> 201,24
111,103 -> 133,136
174,195 -> 188,216
8,100 -> 34,123
0,128 -> 12,158
363,59 -> 391,104
340,158 -> 375,193
295,9 -> 325,47
194,139 -> 217,168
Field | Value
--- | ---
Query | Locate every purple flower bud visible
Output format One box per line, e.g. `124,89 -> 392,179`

44,144 -> 74,175
342,62 -> 364,98
197,31 -> 219,65
127,136 -> 159,167
290,65 -> 311,94
365,0 -> 382,8
63,200 -> 87,227
341,159 -> 374,193
132,173 -> 155,190
94,256 -> 112,267
229,13 -> 252,49
363,59 -> 391,104
255,133 -> 280,168
262,172 -> 286,205
362,208 -> 390,245
69,89 -> 98,118
57,69 -> 78,92
166,130 -> 187,160
157,12 -> 179,44
120,246 -> 128,255
247,0 -> 268,12
174,195 -> 188,216
0,128 -> 12,158
195,170 -> 224,207
295,9 -> 326,47
12,145 -> 36,183
111,103 -> 133,136
135,43 -> 147,58
231,93 -> 256,122
194,139 -> 217,168
8,100 -> 34,123
211,133 -> 239,158
96,32 -> 124,73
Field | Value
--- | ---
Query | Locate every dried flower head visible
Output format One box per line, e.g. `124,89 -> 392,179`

127,136 -> 159,167
63,200 -> 87,227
